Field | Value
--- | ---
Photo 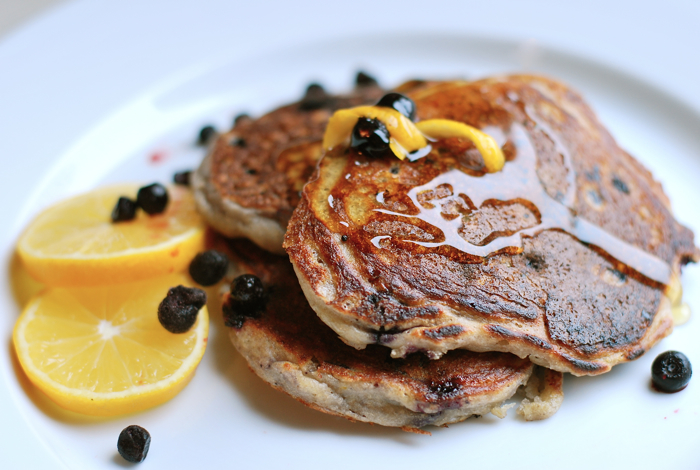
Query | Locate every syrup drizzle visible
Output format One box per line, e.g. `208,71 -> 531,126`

374,123 -> 671,285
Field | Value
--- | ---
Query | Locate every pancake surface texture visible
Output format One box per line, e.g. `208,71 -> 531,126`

193,82 -> 385,254
224,239 -> 554,430
284,75 -> 698,376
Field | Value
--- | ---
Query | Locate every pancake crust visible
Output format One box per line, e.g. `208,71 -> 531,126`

193,84 -> 385,253
284,75 -> 698,376
224,239 -> 547,430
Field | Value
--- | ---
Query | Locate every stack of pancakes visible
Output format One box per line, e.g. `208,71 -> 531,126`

193,75 -> 697,431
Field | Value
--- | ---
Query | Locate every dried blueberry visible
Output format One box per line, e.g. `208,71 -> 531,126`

230,274 -> 264,305
111,197 -> 137,223
158,285 -> 207,334
612,176 -> 630,194
355,70 -> 378,87
136,183 -> 169,215
652,351 -> 692,393
173,170 -> 191,186
117,425 -> 151,463
189,250 -> 229,286
197,125 -> 217,145
376,92 -> 416,121
299,83 -> 329,110
351,117 -> 391,158
233,113 -> 251,126
223,274 -> 265,328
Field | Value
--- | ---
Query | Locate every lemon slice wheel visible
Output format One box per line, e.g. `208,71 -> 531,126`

13,274 -> 208,417
17,184 -> 205,287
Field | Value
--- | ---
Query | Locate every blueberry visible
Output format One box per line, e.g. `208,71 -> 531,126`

189,250 -> 229,286
229,137 -> 246,148
197,125 -> 217,145
652,351 -> 692,393
230,274 -> 264,305
173,170 -> 191,186
223,274 -> 265,328
111,197 -> 137,223
233,113 -> 251,126
376,92 -> 416,121
351,117 -> 391,158
299,83 -> 329,110
136,183 -> 169,215
158,285 -> 207,334
117,425 -> 151,463
355,70 -> 378,87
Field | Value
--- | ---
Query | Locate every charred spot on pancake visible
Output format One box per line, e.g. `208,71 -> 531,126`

525,253 -> 547,271
423,325 -> 465,340
523,334 -> 553,350
612,176 -> 630,194
487,325 -> 518,339
560,354 -> 607,374
626,347 -> 645,361
485,325 -> 553,351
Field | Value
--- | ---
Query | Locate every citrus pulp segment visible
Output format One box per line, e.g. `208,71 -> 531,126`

17,184 -> 205,287
12,274 -> 209,416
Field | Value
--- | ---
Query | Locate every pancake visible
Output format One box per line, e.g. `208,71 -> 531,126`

223,238 -> 562,430
192,80 -> 388,254
284,75 -> 698,376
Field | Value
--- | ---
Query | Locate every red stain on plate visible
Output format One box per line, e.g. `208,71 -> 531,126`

674,409 -> 680,414
149,150 -> 168,164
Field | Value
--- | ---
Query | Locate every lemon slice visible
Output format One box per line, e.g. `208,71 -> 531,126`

17,184 -> 205,287
13,274 -> 208,417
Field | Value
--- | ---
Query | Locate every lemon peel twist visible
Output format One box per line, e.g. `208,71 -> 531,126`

323,105 -> 505,173
416,119 -> 505,173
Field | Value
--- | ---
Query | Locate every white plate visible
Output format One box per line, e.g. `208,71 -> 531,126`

2,2 -> 700,469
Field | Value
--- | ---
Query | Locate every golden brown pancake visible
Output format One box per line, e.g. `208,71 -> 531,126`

224,238 -> 561,430
284,75 -> 698,376
192,82 -> 387,253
